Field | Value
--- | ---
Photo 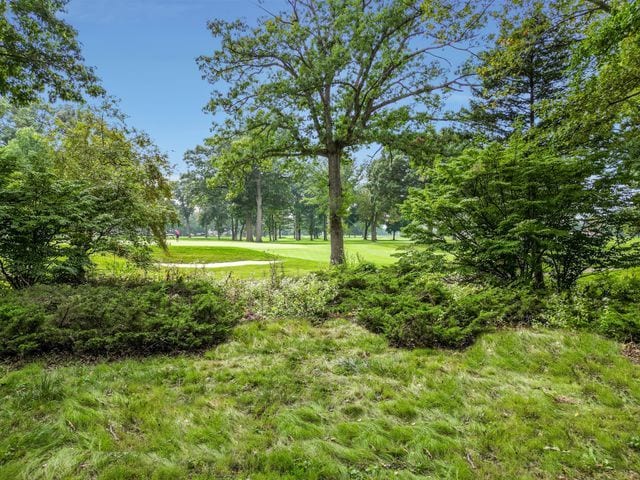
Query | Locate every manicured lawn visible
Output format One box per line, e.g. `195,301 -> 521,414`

1,318 -> 638,479
150,245 -> 278,264
163,237 -> 412,266
95,238 -> 413,279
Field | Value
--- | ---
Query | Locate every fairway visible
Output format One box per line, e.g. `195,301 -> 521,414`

149,238 -> 412,278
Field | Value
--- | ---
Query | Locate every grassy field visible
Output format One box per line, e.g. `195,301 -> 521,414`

151,245 -> 278,264
96,238 -> 412,279
1,318 -> 638,479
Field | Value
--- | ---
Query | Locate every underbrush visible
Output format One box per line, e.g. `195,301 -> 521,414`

2,261 -> 638,360
0,280 -> 241,359
544,271 -> 640,342
327,262 -> 640,349
233,273 -> 338,322
327,264 -> 543,349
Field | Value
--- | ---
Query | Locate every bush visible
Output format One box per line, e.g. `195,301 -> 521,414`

0,280 -> 241,359
233,274 -> 338,322
331,268 -> 503,349
331,263 -> 640,349
328,262 -> 560,350
544,271 -> 640,342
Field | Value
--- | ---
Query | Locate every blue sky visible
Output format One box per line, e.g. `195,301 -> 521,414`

64,0 -> 281,173
64,0 -> 475,174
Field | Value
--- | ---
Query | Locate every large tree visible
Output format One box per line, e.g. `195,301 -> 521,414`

183,145 -> 232,239
206,134 -> 286,243
174,172 -> 198,236
463,1 -> 577,138
198,0 -> 490,264
0,0 -> 102,104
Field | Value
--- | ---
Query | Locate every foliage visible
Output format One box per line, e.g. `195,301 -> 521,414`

561,0 -> 640,145
352,150 -> 419,241
329,265 -> 541,349
332,261 -> 640,348
403,134 -> 638,291
0,0 -> 103,104
0,280 -> 240,359
183,144 -> 232,238
173,172 -> 198,236
544,270 -> 640,342
400,0 -> 638,293
234,273 -> 339,322
198,0 -> 491,263
183,140 -> 303,242
463,1 -> 577,137
0,128 -> 79,287
0,105 -> 175,287
0,97 -> 57,144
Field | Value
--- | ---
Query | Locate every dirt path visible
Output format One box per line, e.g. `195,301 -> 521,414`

156,260 -> 281,269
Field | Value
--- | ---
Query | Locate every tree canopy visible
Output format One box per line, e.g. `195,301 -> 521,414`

0,103 -> 174,287
198,0 -> 491,263
0,0 -> 102,104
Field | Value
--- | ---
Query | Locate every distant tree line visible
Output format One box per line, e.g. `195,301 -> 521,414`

172,144 -> 421,242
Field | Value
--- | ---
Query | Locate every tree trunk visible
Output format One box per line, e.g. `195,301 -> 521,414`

527,68 -> 545,288
392,230 -> 396,240
232,218 -> 238,241
323,214 -> 328,241
308,214 -> 315,241
269,214 -> 274,241
255,171 -> 263,243
370,210 -> 377,242
327,151 -> 345,264
363,221 -> 369,240
532,246 -> 545,289
294,212 -> 300,240
245,214 -> 254,242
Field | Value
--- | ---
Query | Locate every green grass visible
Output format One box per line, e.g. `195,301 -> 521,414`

150,245 -> 278,263
163,238 -> 412,265
1,318 -> 639,479
94,238 -> 412,279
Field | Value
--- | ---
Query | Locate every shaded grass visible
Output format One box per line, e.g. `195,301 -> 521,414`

150,245 -> 278,264
1,319 -> 638,479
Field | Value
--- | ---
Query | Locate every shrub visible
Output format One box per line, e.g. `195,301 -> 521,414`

328,263 -> 559,350
332,263 -> 640,349
0,280 -> 241,359
544,271 -> 640,342
331,269 -> 495,349
234,274 -> 338,322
